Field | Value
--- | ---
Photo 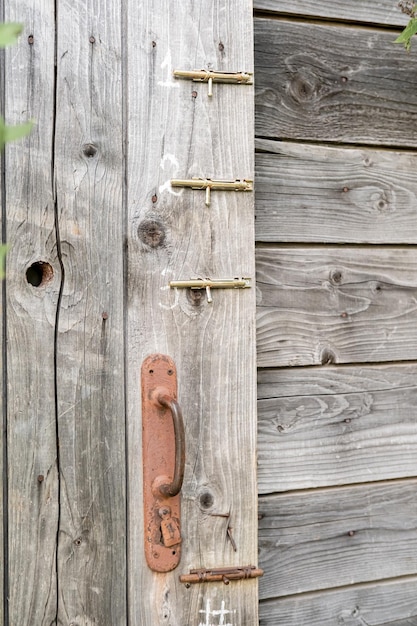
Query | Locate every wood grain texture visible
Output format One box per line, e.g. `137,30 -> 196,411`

258,363 -> 417,492
4,2 -> 58,623
255,18 -> 417,147
255,139 -> 417,243
259,577 -> 417,626
258,480 -> 417,599
254,0 -> 409,27
54,1 -> 126,623
126,1 -> 257,624
257,245 -> 417,367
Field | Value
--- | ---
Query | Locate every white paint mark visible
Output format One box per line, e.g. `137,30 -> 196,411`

198,599 -> 236,626
161,153 -> 179,171
159,153 -> 183,197
159,284 -> 179,310
158,50 -> 179,88
161,267 -> 175,277
159,179 -> 183,196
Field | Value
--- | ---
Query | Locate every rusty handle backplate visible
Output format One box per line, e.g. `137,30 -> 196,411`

142,354 -> 185,572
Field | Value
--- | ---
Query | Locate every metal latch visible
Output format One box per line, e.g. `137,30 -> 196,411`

173,69 -> 253,97
180,565 -> 264,586
169,277 -> 251,303
170,177 -> 253,206
142,355 -> 185,572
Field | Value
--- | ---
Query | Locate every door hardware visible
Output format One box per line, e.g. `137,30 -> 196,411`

173,69 -> 253,97
170,177 -> 253,206
142,354 -> 185,572
159,506 -> 182,548
180,565 -> 264,586
169,277 -> 251,303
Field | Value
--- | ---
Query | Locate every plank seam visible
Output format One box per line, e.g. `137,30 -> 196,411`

121,2 -> 129,623
259,572 -> 417,604
254,135 -> 417,154
258,475 -> 417,500
253,11 -> 406,33
52,0 -> 63,618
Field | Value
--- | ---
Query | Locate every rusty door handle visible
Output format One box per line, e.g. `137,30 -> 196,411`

155,393 -> 185,498
142,355 -> 185,572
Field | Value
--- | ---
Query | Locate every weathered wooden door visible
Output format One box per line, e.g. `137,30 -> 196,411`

1,1 -> 258,625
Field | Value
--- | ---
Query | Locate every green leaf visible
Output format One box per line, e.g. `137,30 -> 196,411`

0,116 -> 33,150
0,245 -> 9,279
0,23 -> 23,48
4,119 -> 33,142
394,17 -> 417,50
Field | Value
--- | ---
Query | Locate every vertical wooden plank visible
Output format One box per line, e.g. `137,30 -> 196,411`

1,13 -> 5,624
126,2 -> 257,624
4,2 -> 58,623
54,1 -> 126,623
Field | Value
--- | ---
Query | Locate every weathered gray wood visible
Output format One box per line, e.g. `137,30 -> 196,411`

4,3 -> 58,623
255,139 -> 417,243
126,2 -> 257,624
254,0 -> 409,27
257,246 -> 417,367
259,577 -> 417,626
54,1 -> 126,623
258,480 -> 417,599
258,363 -> 417,492
255,18 -> 417,147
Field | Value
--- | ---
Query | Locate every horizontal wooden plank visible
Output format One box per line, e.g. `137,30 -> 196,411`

258,363 -> 417,492
255,139 -> 417,243
258,480 -> 417,599
254,0 -> 408,27
255,18 -> 417,147
259,577 -> 417,626
257,246 -> 417,367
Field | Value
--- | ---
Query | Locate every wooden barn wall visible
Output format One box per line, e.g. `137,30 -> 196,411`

253,3 -> 417,625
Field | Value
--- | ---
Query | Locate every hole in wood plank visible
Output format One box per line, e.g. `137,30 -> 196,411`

26,261 -> 53,288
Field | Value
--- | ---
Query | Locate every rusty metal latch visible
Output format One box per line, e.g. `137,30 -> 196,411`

142,354 -> 185,572
170,177 -> 253,206
173,69 -> 253,97
180,565 -> 264,586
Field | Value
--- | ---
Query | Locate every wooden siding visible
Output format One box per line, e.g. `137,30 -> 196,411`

259,577 -> 417,626
259,480 -> 417,598
257,246 -> 417,367
255,4 -> 417,624
255,139 -> 417,244
253,0 -> 409,27
255,18 -> 417,147
258,363 -> 417,492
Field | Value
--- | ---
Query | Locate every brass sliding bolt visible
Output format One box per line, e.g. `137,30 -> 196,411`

170,177 -> 253,207
173,69 -> 253,97
169,277 -> 251,304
